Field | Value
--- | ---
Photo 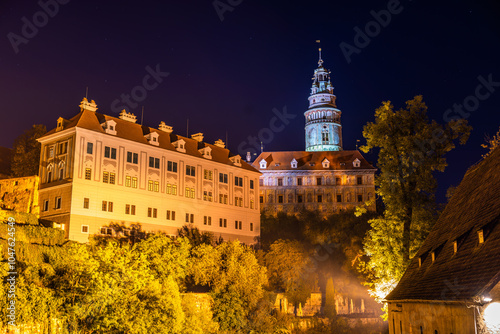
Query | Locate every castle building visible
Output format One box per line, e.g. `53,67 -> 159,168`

252,50 -> 376,215
37,98 -> 261,243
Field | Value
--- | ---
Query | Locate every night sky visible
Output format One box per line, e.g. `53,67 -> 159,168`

1,0 -> 499,202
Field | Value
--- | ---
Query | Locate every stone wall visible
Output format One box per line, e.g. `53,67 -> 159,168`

0,176 -> 39,216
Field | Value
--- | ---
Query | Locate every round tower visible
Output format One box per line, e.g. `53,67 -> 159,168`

304,49 -> 342,151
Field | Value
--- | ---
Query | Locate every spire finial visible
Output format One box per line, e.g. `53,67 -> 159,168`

316,40 -> 323,66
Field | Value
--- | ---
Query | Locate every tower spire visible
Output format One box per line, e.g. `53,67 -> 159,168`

318,47 -> 323,67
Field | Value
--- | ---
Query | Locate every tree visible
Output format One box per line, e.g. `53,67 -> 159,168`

323,277 -> 337,319
191,241 -> 267,332
361,96 -> 471,262
11,124 -> 46,177
481,125 -> 500,158
265,240 -> 317,311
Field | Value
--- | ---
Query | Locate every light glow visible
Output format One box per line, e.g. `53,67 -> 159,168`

484,302 -> 500,332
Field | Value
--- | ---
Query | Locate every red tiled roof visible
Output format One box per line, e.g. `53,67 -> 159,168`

42,109 -> 260,173
252,150 -> 376,171
386,147 -> 500,302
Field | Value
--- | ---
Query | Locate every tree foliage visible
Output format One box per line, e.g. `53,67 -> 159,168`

11,124 -> 46,177
361,95 -> 471,262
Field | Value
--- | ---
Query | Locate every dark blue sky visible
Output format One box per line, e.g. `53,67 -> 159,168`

1,0 -> 499,202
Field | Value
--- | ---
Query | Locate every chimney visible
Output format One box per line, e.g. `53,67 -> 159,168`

214,139 -> 225,148
119,109 -> 137,123
191,132 -> 204,142
158,121 -> 173,133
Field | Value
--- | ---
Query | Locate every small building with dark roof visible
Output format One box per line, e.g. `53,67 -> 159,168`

385,147 -> 500,334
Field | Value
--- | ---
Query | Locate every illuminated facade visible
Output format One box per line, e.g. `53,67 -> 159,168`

37,98 -> 261,243
253,51 -> 376,216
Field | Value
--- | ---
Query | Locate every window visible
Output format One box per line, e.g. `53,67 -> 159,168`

148,180 -> 154,191
186,165 -> 196,176
153,208 -> 157,218
317,195 -> 323,203
297,195 -> 303,203
186,213 -> 190,223
250,180 -> 254,189
357,176 -> 363,185
317,177 -> 322,185
297,177 -> 303,186
154,181 -> 159,192
102,201 -> 107,211
277,178 -> 283,186
149,157 -> 160,169
259,179 -> 263,186
337,194 -> 342,203
104,146 -> 117,159
48,146 -> 54,158
191,188 -> 195,198
235,220 -> 239,229
172,185 -> 177,195
126,176 -> 131,187
85,168 -> 92,180
260,195 -> 263,203
125,204 -> 131,214
87,142 -> 93,154
185,187 -> 190,197
203,191 -> 213,201
204,216 -> 212,225
322,131 -> 329,143
47,171 -> 52,183
336,177 -> 341,185
166,210 -> 176,220
235,176 -> 243,187
204,169 -> 213,180
478,229 -> 484,244
103,172 -> 109,183
167,161 -> 178,172
131,205 -> 136,215
250,223 -> 254,231
190,214 -> 194,223
58,142 -> 68,154
127,152 -> 138,164
239,221 -> 242,230
148,207 -> 152,217
83,198 -> 89,209
110,173 -> 116,185
43,200 -> 49,212
55,197 -> 61,209
108,201 -> 113,212
357,194 -> 363,202
219,173 -> 228,183
81,225 -> 89,233
278,195 -> 284,203
132,177 -> 138,188
59,168 -> 64,180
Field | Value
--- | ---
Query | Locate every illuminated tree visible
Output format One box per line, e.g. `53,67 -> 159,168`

361,96 -> 471,262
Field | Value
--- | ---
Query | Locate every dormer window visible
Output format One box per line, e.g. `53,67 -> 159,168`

322,158 -> 330,169
418,257 -> 422,267
453,240 -> 458,254
478,229 -> 484,244
172,139 -> 186,153
56,117 -> 65,131
102,120 -> 117,135
230,155 -> 242,167
291,158 -> 297,168
199,147 -> 212,159
260,159 -> 267,169
145,132 -> 159,146
353,158 -> 361,168
431,252 -> 435,262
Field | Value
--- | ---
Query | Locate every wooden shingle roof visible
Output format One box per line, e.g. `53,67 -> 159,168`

386,147 -> 500,302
